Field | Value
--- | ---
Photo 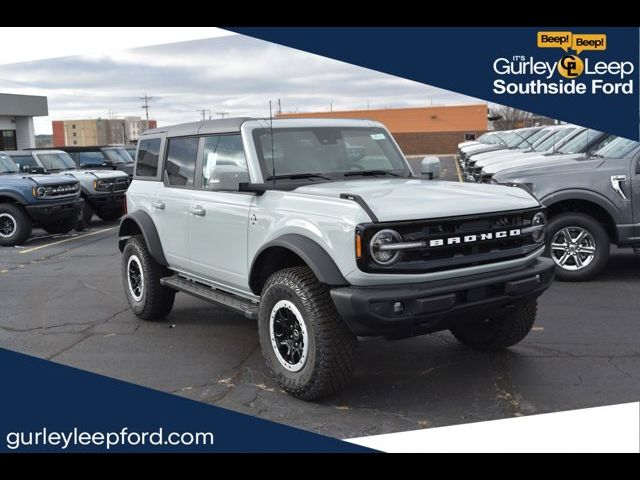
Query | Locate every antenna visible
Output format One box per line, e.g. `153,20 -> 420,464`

140,94 -> 153,121
269,100 -> 275,187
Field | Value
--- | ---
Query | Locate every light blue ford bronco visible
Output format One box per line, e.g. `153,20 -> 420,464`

119,118 -> 554,399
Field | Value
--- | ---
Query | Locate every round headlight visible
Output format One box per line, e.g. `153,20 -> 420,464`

36,186 -> 46,198
370,229 -> 403,265
531,212 -> 546,243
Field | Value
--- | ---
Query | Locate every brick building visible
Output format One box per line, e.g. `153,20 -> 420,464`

52,117 -> 157,147
278,104 -> 487,155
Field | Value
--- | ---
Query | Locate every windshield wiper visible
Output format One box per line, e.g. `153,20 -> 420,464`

266,173 -> 332,181
0,170 -> 17,174
591,153 -> 604,158
343,170 -> 400,177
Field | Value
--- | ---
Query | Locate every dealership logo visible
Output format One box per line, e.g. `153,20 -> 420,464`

428,229 -> 521,247
492,31 -> 634,96
558,55 -> 584,78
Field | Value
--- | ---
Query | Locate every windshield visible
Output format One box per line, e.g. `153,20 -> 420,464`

505,129 -> 537,148
103,148 -> 132,164
593,137 -> 638,158
252,127 -> 410,181
532,127 -> 577,152
37,152 -> 76,171
0,155 -> 18,174
556,129 -> 603,154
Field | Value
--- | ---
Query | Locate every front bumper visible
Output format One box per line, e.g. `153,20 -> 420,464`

25,198 -> 84,224
330,257 -> 554,338
86,193 -> 126,214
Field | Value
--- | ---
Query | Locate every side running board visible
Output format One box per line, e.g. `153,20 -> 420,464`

160,275 -> 259,320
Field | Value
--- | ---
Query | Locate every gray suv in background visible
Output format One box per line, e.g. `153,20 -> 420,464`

494,136 -> 640,281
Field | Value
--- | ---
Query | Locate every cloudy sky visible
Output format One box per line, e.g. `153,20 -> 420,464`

0,32 -> 481,135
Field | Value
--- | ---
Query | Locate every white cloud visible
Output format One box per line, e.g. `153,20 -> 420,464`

0,34 -> 481,135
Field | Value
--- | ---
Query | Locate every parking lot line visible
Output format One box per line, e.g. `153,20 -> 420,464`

19,227 -> 117,254
453,156 -> 463,183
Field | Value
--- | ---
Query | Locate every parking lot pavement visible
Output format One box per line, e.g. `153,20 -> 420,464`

1,197 -> 640,439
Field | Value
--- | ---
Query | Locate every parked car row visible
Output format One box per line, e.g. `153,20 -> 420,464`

0,146 -> 134,246
457,127 -> 640,281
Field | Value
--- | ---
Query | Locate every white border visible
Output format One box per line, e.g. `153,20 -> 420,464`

346,402 -> 640,453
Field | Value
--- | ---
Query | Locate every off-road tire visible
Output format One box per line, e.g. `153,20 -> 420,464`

0,204 -> 32,246
122,235 -> 175,320
42,217 -> 77,235
546,212 -> 610,282
77,200 -> 93,230
450,299 -> 538,351
258,266 -> 357,400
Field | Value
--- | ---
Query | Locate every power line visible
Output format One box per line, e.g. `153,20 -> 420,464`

140,94 -> 153,121
215,111 -> 229,119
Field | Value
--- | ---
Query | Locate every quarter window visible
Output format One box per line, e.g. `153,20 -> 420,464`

135,138 -> 161,177
164,137 -> 198,187
202,134 -> 248,190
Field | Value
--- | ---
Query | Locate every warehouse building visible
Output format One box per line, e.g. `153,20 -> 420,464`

0,93 -> 48,150
278,104 -> 487,155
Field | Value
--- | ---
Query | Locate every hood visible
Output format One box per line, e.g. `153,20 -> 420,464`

293,178 -> 539,222
486,153 -> 586,177
493,155 -> 603,183
63,169 -> 129,180
0,173 -> 78,187
472,148 -> 529,164
477,150 -> 546,169
462,144 -> 506,156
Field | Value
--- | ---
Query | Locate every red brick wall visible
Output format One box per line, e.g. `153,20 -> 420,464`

52,121 -> 66,147
393,131 -> 486,155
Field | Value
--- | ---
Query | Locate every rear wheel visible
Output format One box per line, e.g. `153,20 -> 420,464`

0,204 -> 32,246
450,300 -> 537,351
258,266 -> 357,400
122,235 -> 175,320
546,213 -> 609,281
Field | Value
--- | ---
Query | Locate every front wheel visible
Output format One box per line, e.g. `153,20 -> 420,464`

258,266 -> 357,400
0,204 -> 32,246
96,209 -> 123,222
450,300 -> 538,351
122,235 -> 175,320
546,213 -> 610,281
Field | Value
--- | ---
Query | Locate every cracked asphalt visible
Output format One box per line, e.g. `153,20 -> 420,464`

1,156 -> 639,438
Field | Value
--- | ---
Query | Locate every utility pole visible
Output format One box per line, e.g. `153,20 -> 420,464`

197,109 -> 209,121
215,111 -> 229,119
277,99 -> 282,115
329,101 -> 333,112
140,94 -> 153,121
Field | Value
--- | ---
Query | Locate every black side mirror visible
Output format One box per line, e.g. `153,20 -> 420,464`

21,165 -> 31,173
79,163 -> 87,169
31,166 -> 46,174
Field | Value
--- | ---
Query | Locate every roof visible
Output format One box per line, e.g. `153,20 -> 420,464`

143,117 -> 385,137
0,93 -> 48,117
5,150 -> 64,155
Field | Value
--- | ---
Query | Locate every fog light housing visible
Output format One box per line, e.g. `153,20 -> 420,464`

392,302 -> 405,314
531,212 -> 546,243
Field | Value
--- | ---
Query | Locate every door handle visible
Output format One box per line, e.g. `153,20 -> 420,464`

151,201 -> 165,210
190,205 -> 206,217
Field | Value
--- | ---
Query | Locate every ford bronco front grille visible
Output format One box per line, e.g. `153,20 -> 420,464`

357,208 -> 544,274
43,182 -> 80,198
114,178 -> 129,192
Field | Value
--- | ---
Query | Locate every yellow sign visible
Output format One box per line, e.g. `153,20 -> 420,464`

557,55 -> 585,78
572,34 -> 607,54
537,31 -> 572,52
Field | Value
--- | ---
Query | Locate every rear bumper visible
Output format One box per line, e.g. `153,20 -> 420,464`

330,257 -> 554,337
25,198 -> 84,224
86,193 -> 126,213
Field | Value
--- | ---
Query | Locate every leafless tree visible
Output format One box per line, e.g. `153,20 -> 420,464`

489,105 -> 534,131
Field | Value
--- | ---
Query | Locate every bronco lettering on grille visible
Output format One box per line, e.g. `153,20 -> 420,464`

428,229 -> 521,247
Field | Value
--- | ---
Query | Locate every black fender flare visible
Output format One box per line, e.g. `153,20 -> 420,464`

541,189 -> 623,224
249,234 -> 348,293
0,191 -> 28,205
118,210 -> 167,265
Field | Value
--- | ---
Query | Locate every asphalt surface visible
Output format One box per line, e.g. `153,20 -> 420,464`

1,156 -> 639,439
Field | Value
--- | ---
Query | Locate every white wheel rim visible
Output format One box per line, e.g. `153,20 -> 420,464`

127,255 -> 144,302
0,213 -> 17,238
550,226 -> 596,271
269,300 -> 309,372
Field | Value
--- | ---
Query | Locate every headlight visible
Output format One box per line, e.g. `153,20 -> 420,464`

93,179 -> 114,191
32,186 -> 46,198
531,212 -> 546,243
369,229 -> 403,265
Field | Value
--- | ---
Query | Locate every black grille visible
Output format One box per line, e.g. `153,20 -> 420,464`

45,183 -> 79,197
114,178 -> 129,191
357,208 -> 543,274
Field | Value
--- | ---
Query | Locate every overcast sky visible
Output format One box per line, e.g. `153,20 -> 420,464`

0,33 -> 481,135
